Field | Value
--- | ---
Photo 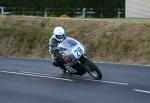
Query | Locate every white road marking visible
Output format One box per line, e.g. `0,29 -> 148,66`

21,71 -> 129,85
133,89 -> 150,94
100,80 -> 129,85
20,71 -> 51,76
0,71 -> 73,82
85,79 -> 129,85
0,70 -> 128,85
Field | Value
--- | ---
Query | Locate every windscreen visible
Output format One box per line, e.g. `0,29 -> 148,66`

61,38 -> 77,48
58,37 -> 78,51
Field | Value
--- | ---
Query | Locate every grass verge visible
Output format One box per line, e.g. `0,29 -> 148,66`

0,16 -> 150,64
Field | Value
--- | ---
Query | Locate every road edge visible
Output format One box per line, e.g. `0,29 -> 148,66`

1,56 -> 150,67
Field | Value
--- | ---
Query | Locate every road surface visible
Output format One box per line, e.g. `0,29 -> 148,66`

0,57 -> 150,103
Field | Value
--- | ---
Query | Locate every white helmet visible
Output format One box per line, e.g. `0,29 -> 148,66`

53,26 -> 65,41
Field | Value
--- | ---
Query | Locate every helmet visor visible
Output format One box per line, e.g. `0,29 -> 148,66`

56,34 -> 64,40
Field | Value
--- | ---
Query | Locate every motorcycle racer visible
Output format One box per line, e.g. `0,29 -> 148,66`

49,26 -> 102,79
49,26 -> 67,68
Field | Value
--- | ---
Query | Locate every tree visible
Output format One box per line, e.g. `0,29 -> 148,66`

0,0 -> 125,18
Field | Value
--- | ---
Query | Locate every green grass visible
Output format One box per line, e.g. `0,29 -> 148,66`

0,16 -> 150,64
58,17 -> 150,24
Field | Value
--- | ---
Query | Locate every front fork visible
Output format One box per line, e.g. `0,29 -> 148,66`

79,55 -> 95,73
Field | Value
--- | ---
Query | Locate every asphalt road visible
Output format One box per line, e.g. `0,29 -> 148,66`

0,57 -> 150,103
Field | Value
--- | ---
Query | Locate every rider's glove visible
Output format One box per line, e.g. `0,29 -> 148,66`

53,48 -> 62,58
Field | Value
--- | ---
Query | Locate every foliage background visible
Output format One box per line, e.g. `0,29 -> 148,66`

0,16 -> 150,64
0,0 -> 125,18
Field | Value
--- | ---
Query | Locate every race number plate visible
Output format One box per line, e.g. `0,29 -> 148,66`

72,46 -> 84,59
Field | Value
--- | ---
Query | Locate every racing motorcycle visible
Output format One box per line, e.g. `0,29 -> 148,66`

56,37 -> 102,80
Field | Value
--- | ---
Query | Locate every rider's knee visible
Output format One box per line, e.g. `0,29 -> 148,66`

52,61 -> 59,67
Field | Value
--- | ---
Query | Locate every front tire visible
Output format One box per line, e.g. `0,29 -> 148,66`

82,57 -> 102,80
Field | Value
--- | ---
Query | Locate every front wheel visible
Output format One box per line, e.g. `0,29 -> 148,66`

82,57 -> 102,80
88,63 -> 102,80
